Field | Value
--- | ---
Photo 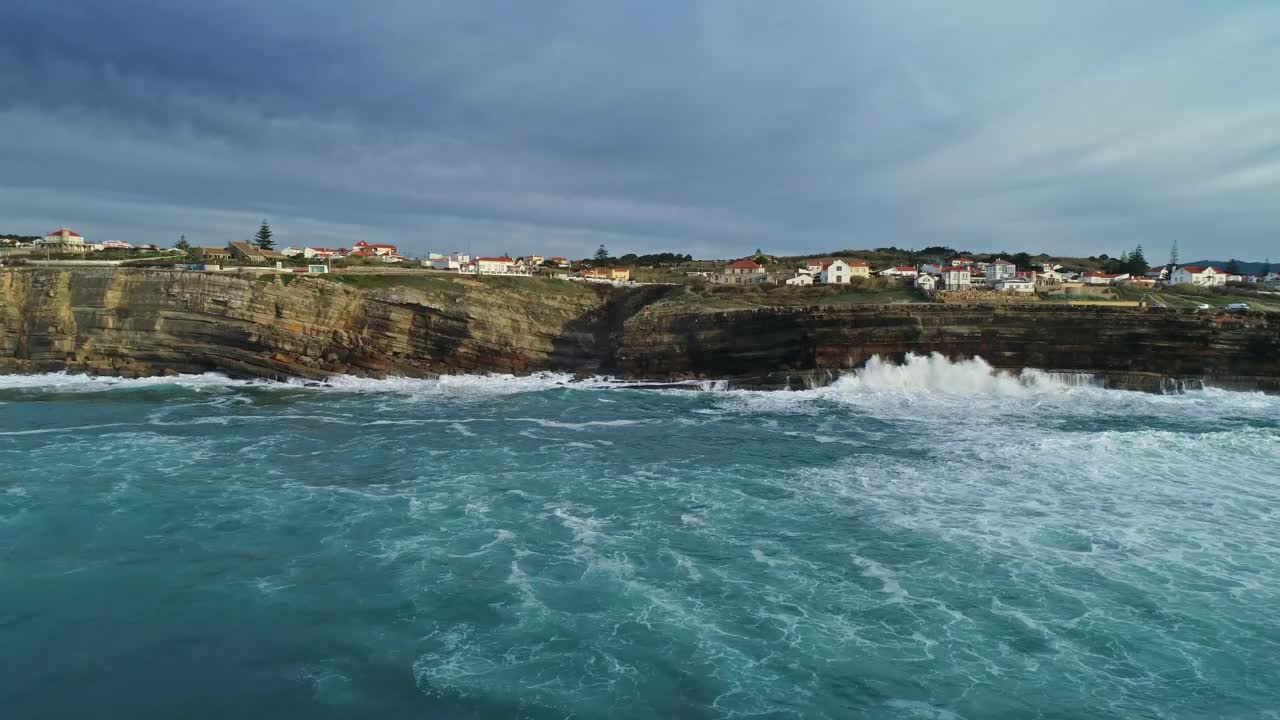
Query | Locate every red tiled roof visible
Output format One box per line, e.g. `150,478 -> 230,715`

894,266 -> 917,272
1180,266 -> 1209,273
477,256 -> 513,262
48,229 -> 83,237
729,260 -> 762,269
942,266 -> 971,273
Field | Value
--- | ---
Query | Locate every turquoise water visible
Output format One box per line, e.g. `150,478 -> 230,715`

2,355 -> 1279,719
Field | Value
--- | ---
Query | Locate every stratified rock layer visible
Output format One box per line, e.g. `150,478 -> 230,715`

2,269 -> 1277,391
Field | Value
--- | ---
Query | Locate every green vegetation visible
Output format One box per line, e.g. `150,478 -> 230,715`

1101,244 -> 1150,276
254,221 -> 274,251
593,244 -> 610,264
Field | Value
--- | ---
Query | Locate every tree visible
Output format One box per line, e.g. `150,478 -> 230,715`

1168,240 -> 1179,267
254,220 -> 274,251
593,244 -> 610,264
1263,258 -> 1272,276
1226,258 -> 1241,275
1011,252 -> 1033,269
1126,244 -> 1148,276
174,234 -> 191,253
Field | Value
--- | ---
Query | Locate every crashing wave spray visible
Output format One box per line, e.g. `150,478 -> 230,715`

829,353 -> 1099,396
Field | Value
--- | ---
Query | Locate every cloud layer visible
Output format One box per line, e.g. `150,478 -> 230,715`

2,1 -> 1278,260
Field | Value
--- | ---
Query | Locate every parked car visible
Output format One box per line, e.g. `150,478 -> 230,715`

1148,303 -> 1168,311
1193,303 -> 1212,311
1223,302 -> 1251,312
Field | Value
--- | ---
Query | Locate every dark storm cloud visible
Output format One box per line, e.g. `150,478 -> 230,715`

2,0 -> 1278,259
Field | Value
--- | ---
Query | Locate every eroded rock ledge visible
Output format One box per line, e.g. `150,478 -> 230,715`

1,269 -> 1277,392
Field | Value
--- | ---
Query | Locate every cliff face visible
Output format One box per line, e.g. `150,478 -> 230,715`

619,304 -> 1280,392
2,269 -> 1278,391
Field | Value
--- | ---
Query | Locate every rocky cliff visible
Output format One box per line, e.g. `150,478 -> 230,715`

2,268 -> 1277,391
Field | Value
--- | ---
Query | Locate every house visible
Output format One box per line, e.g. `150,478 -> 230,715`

879,266 -> 919,279
101,240 -> 133,250
1145,266 -> 1170,282
476,256 -> 515,274
804,260 -> 826,274
915,274 -> 937,291
726,260 -> 767,275
527,255 -> 545,266
940,265 -> 972,291
228,241 -> 284,262
817,260 -> 869,284
195,246 -> 231,261
713,259 -> 769,285
580,267 -> 631,282
352,241 -> 398,257
786,274 -> 814,286
303,247 -> 346,259
994,277 -> 1036,293
1117,275 -> 1156,287
948,257 -> 975,267
820,260 -> 853,284
986,259 -> 1017,282
39,229 -> 89,253
1080,271 -> 1126,286
1169,266 -> 1225,287
280,246 -> 306,257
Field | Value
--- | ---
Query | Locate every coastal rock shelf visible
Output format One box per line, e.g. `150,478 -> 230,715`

1,268 -> 1277,392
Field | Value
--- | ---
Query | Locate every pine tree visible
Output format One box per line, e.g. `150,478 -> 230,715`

254,221 -> 274,251
1127,244 -> 1147,275
1226,258 -> 1241,275
1168,240 -> 1179,268
174,234 -> 191,253
1263,258 -> 1272,276
593,244 -> 609,264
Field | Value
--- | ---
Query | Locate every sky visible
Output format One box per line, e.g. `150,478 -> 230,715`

2,1 -> 1278,261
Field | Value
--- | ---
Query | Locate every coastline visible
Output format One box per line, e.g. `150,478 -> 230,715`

2,268 -> 1278,393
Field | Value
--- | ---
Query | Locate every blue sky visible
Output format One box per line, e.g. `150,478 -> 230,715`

2,1 -> 1277,260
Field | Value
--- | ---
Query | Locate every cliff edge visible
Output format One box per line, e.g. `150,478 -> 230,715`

1,269 -> 1277,391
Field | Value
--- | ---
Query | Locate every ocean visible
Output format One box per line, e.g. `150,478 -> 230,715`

2,354 -> 1278,719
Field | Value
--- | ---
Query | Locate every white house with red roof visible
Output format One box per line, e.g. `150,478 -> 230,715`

1080,271 -> 1128,286
819,259 -> 869,284
39,229 -> 89,253
714,259 -> 769,285
1170,265 -> 1225,287
352,241 -> 398,257
476,256 -> 518,274
940,265 -> 972,291
303,247 -> 346,259
725,259 -> 766,275
878,266 -> 919,279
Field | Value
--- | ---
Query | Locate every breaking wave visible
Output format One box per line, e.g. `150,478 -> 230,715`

830,353 -> 1098,396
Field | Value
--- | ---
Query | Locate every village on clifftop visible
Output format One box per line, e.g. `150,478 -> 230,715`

4,228 -> 1279,307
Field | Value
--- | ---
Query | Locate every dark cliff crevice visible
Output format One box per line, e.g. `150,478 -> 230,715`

2,269 -> 1278,392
